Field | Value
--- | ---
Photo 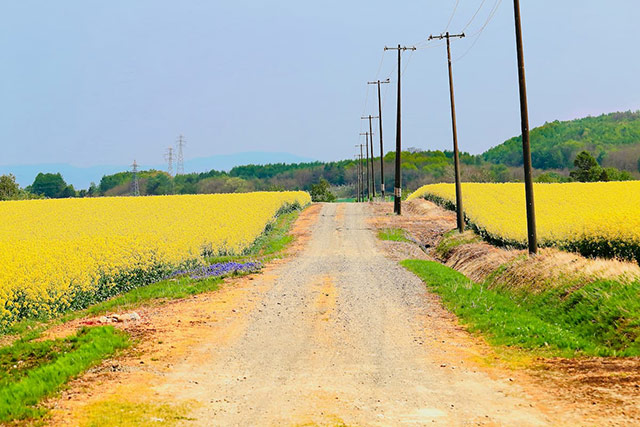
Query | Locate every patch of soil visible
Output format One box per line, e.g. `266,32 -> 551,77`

534,357 -> 640,423
369,199 -> 455,249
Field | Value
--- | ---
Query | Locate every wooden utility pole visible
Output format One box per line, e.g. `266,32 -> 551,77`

360,144 -> 365,202
429,32 -> 465,233
354,154 -> 360,202
354,148 -> 362,202
384,45 -> 416,215
361,116 -> 378,199
360,133 -> 371,200
513,0 -> 537,254
368,115 -> 376,199
368,79 -> 390,199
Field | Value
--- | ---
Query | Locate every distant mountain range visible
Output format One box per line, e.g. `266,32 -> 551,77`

0,152 -> 316,189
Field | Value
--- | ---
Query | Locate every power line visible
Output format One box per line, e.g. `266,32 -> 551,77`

469,0 -> 503,37
454,0 -> 503,63
444,0 -> 461,32
462,0 -> 489,32
401,49 -> 416,77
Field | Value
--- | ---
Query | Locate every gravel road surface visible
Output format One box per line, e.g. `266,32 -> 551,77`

160,203 -> 555,425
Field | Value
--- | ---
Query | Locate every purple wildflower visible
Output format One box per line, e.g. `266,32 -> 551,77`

169,261 -> 261,280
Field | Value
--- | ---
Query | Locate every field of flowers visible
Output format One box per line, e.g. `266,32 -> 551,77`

0,192 -> 310,327
408,182 -> 640,262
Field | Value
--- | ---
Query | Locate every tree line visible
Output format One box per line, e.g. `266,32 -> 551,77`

1,149 -> 634,202
2,111 -> 638,201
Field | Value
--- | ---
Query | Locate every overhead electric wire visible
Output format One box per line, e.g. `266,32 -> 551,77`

362,50 -> 390,116
415,40 -> 445,51
444,0 -> 461,32
468,0 -> 502,37
373,51 -> 386,79
453,0 -> 503,63
462,0 -> 489,32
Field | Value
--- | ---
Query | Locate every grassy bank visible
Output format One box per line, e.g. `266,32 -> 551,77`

378,228 -> 412,243
402,259 -> 640,357
0,326 -> 129,422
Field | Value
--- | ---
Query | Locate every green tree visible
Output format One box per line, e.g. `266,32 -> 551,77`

0,174 -> 20,200
603,167 -> 633,181
61,185 -> 77,198
145,173 -> 172,195
535,172 -> 572,183
99,172 -> 131,193
489,164 -> 510,182
310,178 -> 335,202
31,173 -> 68,198
87,182 -> 98,197
569,151 -> 603,182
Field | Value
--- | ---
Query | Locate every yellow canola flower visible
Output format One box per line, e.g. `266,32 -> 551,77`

407,181 -> 640,246
0,192 -> 310,324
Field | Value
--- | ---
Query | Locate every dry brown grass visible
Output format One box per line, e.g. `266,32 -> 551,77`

488,248 -> 640,293
443,241 -> 520,283
373,199 -> 640,292
440,235 -> 640,292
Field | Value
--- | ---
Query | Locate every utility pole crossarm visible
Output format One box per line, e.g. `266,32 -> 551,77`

367,78 -> 390,85
428,32 -> 465,41
384,46 -> 417,51
360,116 -> 380,120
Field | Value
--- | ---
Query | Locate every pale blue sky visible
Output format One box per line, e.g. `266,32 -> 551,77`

1,1 -> 638,167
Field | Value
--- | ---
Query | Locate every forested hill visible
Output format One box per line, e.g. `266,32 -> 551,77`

483,111 -> 640,170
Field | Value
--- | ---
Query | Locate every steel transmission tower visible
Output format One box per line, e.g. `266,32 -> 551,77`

131,160 -> 140,196
165,147 -> 174,177
176,134 -> 186,175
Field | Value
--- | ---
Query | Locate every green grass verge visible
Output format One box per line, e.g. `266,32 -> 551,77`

402,259 -> 640,357
0,326 -> 129,422
377,228 -> 412,243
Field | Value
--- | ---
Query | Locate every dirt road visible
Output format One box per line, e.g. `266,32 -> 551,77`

52,203 -> 580,425
154,203 -> 562,425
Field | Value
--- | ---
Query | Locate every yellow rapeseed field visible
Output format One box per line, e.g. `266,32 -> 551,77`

408,182 -> 640,247
0,192 -> 310,325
